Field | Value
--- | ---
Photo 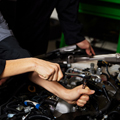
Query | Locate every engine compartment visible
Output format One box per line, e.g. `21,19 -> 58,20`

1,46 -> 120,120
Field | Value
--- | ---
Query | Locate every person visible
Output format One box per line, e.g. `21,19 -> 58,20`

15,0 -> 95,57
0,11 -> 31,60
0,57 -> 95,107
0,57 -> 63,82
0,9 -> 95,107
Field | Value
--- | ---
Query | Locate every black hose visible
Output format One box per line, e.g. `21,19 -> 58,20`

0,83 -> 26,115
102,85 -> 111,102
27,115 -> 53,120
107,81 -> 117,91
105,64 -> 115,82
102,72 -> 117,91
0,114 -> 7,120
6,100 -> 18,108
102,72 -> 109,81
44,99 -> 57,106
4,107 -> 19,113
108,111 -> 120,116
96,101 -> 111,117
0,97 -> 13,116
13,112 -> 26,116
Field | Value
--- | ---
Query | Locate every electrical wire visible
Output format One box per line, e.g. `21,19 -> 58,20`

27,115 -> 54,120
0,83 -> 26,115
104,62 -> 115,81
107,81 -> 117,91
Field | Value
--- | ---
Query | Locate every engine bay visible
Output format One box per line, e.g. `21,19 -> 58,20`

1,46 -> 120,120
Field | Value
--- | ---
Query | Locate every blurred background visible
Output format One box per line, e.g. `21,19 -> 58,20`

0,0 -> 120,54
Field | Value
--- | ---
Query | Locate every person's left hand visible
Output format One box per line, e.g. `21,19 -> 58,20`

76,40 -> 95,56
33,58 -> 63,81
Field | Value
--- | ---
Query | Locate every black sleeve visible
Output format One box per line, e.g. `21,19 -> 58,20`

0,36 -> 31,60
56,0 -> 85,45
0,59 -> 6,75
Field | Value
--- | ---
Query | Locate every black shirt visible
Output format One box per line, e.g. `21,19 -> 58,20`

15,0 -> 85,56
0,59 -> 5,75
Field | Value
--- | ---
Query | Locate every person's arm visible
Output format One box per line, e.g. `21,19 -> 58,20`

0,57 -> 63,81
0,12 -> 31,60
29,72 -> 95,107
56,0 -> 95,56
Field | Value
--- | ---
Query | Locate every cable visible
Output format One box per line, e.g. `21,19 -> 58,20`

95,101 -> 111,118
0,114 -> 7,120
108,111 -> 120,116
0,83 -> 26,115
102,85 -> 111,102
27,115 -> 53,120
104,62 -> 115,81
107,81 -> 117,92
102,72 -> 109,81
102,71 -> 117,91
4,107 -> 19,113
64,68 -> 73,79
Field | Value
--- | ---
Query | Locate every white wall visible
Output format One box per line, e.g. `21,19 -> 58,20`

50,9 -> 58,20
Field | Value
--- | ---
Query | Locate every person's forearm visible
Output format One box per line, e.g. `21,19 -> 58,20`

0,57 -> 63,81
29,72 -> 95,106
0,58 -> 36,78
29,72 -> 69,100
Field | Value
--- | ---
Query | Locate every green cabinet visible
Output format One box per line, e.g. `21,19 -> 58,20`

79,0 -> 120,53
60,0 -> 120,53
100,0 -> 120,4
79,0 -> 120,20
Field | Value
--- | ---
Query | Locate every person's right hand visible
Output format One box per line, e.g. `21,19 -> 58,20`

64,85 -> 95,107
76,40 -> 95,56
33,58 -> 63,81
29,72 -> 94,107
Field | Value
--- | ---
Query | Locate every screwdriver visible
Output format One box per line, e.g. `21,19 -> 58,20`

82,79 -> 87,89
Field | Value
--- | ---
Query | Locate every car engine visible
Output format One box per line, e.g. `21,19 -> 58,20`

1,46 -> 120,120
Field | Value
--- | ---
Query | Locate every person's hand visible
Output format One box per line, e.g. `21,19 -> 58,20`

65,85 -> 95,107
76,40 -> 95,56
29,72 -> 94,107
33,58 -> 63,81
